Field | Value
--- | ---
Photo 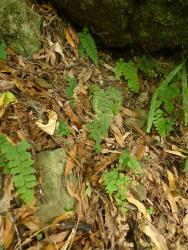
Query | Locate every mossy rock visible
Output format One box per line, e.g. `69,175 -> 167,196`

35,148 -> 76,225
50,0 -> 188,51
0,0 -> 42,58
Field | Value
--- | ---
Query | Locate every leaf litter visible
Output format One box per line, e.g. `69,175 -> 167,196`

0,2 -> 188,250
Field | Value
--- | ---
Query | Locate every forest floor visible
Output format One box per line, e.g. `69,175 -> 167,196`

1,2 -> 188,250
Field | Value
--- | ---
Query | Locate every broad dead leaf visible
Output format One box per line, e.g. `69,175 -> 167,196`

35,110 -> 58,135
140,220 -> 168,250
64,28 -> 76,48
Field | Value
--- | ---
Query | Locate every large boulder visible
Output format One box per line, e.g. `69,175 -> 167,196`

0,0 -> 42,58
50,0 -> 188,51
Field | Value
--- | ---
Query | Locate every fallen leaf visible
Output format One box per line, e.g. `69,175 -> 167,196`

162,182 -> 179,223
3,215 -> 15,249
140,220 -> 168,250
183,213 -> 188,237
64,145 -> 77,176
126,195 -> 151,222
95,153 -> 119,173
64,28 -> 76,48
35,110 -> 58,135
0,176 -> 14,214
64,102 -> 82,128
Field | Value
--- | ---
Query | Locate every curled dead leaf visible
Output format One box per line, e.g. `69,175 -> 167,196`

35,110 -> 58,135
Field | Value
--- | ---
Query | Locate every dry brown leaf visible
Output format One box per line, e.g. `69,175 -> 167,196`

95,153 -> 119,174
183,213 -> 188,237
0,176 -> 14,214
162,182 -> 179,223
20,216 -> 40,232
64,145 -> 77,176
3,215 -> 15,249
110,123 -> 125,147
126,195 -> 151,222
78,67 -> 93,84
140,220 -> 168,250
66,181 -> 84,219
167,170 -> 177,191
132,138 -> 146,161
64,103 -> 82,128
48,231 -> 68,244
64,27 -> 76,48
0,216 -> 4,246
68,24 -> 80,46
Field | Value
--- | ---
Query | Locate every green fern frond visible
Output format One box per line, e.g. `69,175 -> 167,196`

153,109 -> 174,136
65,76 -> 77,107
181,64 -> 188,126
118,150 -> 142,175
79,27 -> 99,65
91,85 -> 122,116
147,61 -> 184,133
87,85 -> 122,152
115,59 -> 140,93
0,134 -> 36,204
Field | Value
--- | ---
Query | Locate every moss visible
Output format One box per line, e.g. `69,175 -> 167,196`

0,0 -> 42,58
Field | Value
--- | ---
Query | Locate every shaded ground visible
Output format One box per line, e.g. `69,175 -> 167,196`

0,3 -> 188,250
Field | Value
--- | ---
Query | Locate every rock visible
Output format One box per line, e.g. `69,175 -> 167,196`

35,148 -> 76,225
0,0 -> 42,58
50,0 -> 188,51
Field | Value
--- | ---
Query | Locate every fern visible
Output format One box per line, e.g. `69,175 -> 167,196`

65,76 -> 77,107
118,150 -> 142,175
115,58 -> 140,93
58,120 -> 70,137
0,134 -> 36,204
79,27 -> 99,65
103,150 -> 141,213
181,64 -> 188,126
0,41 -> 7,60
91,85 -> 122,116
147,61 -> 184,135
87,85 -> 122,152
103,168 -> 130,213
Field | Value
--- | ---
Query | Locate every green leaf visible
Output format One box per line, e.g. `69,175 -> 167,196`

3,91 -> 17,104
14,174 -> 25,187
0,42 -> 7,60
58,120 -> 70,137
147,61 -> 184,133
115,59 -> 140,93
65,76 -> 77,107
181,64 -> 188,126
79,27 -> 99,65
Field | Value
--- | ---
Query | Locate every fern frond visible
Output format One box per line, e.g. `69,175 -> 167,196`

147,61 -> 184,133
153,109 -> 174,136
0,135 -> 36,204
115,59 -> 140,93
79,27 -> 99,65
87,85 -> 122,152
65,76 -> 77,107
91,85 -> 122,116
181,64 -> 188,126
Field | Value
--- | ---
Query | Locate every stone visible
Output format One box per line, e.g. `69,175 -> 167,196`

35,148 -> 76,225
50,0 -> 188,51
0,0 -> 42,58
